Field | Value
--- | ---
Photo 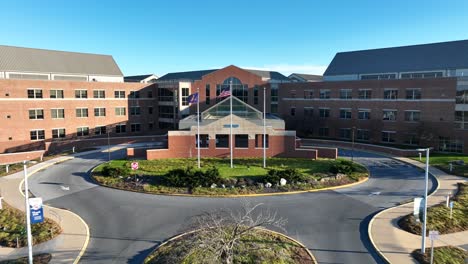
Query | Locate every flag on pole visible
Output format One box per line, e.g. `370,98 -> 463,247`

187,92 -> 199,104
218,86 -> 231,98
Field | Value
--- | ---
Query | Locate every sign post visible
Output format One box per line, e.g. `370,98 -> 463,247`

428,230 -> 439,264
29,198 -> 44,224
131,162 -> 139,182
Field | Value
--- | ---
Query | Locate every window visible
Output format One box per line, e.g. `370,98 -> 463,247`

319,127 -> 329,137
438,137 -> 463,153
148,123 -> 154,131
181,88 -> 189,106
304,90 -> 313,99
358,89 -> 372,99
339,108 -> 352,119
76,108 -> 89,117
290,107 -> 296,116
129,91 -> 140,98
270,104 -> 278,114
158,105 -> 176,119
404,111 -> 421,122
131,123 -> 141,132
51,108 -> 65,119
52,128 -> 66,138
358,109 -> 370,120
94,107 -> 106,117
77,127 -> 89,137
382,131 -> 396,143
304,107 -> 313,118
130,106 -> 141,116
340,89 -> 352,99
148,106 -> 153,115
93,90 -> 105,98
75,90 -> 87,99
361,74 -> 396,80
196,134 -> 210,148
115,124 -> 126,133
206,84 -> 211,105
357,129 -> 370,141
319,89 -> 330,99
219,77 -> 248,103
456,91 -> 468,104
114,90 -> 126,98
147,91 -> 153,98
29,109 -> 44,120
401,72 -> 443,79
290,90 -> 296,98
50,89 -> 64,99
271,84 -> 278,114
383,110 -> 397,121
216,134 -> 229,148
455,111 -> 468,129
406,89 -> 421,100
404,134 -> 419,145
115,107 -> 126,116
339,128 -> 352,139
27,89 -> 43,99
235,134 -> 249,148
384,89 -> 398,100
253,86 -> 259,105
255,134 -> 269,148
95,126 -> 106,135
319,108 -> 330,118
30,130 -> 45,140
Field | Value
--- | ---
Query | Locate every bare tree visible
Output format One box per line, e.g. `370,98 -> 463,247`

188,201 -> 288,264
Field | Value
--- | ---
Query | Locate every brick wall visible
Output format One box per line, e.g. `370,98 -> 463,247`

0,150 -> 45,165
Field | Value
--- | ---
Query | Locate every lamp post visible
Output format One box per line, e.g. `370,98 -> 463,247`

417,148 -> 430,254
23,160 -> 36,264
107,130 -> 111,162
351,126 -> 356,161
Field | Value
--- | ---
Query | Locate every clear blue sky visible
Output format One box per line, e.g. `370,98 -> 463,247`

1,0 -> 468,76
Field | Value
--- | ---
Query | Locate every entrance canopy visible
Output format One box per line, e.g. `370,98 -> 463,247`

202,96 -> 262,120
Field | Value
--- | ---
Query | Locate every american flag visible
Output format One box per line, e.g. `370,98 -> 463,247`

218,86 -> 231,98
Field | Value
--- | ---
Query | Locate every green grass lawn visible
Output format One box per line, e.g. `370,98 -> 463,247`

412,246 -> 468,264
0,202 -> 61,248
411,153 -> 468,177
399,183 -> 468,235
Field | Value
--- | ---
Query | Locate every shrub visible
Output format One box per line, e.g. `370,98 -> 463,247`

163,166 -> 221,188
101,165 -> 130,178
263,168 -> 305,184
330,160 -> 356,175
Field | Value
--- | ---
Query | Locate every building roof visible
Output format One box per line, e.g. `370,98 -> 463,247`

0,45 -> 123,76
157,69 -> 218,81
124,74 -> 157,82
324,40 -> 468,76
244,69 -> 290,81
288,73 -> 323,82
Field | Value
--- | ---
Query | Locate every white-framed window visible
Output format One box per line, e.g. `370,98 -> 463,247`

319,108 -> 330,118
30,129 -> 45,140
115,124 -> 126,133
52,128 -> 66,138
51,108 -> 65,119
357,129 -> 370,141
319,89 -> 330,99
27,88 -> 43,99
358,89 -> 372,99
77,127 -> 89,137
339,89 -> 352,99
383,110 -> 397,121
319,127 -> 329,137
95,126 -> 107,135
404,110 -> 421,122
181,88 -> 190,106
50,89 -> 64,99
93,90 -> 106,98
338,128 -> 352,139
382,131 -> 396,143
130,106 -> 141,116
304,90 -> 313,99
358,109 -> 371,120
115,107 -> 126,116
94,107 -> 106,117
28,109 -> 44,120
129,91 -> 140,98
339,108 -> 352,119
406,88 -> 421,100
75,89 -> 88,99
76,108 -> 89,118
384,89 -> 398,100
114,90 -> 126,98
131,123 -> 141,132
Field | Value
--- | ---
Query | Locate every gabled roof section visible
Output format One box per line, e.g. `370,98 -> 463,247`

157,69 -> 218,82
288,73 -> 323,82
324,39 -> 468,76
202,96 -> 263,120
244,69 -> 290,81
0,45 -> 123,76
124,74 -> 158,82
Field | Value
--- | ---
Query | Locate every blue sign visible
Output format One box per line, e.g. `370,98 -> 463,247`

223,124 -> 239,128
29,198 -> 44,224
449,201 -> 454,209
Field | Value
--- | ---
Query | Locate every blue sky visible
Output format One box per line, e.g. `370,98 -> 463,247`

1,0 -> 468,76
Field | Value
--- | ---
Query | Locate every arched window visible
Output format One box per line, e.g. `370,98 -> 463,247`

216,77 -> 248,103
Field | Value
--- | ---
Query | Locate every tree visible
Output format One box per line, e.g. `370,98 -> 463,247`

188,201 -> 288,264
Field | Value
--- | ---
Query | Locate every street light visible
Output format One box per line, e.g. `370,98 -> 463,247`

416,148 -> 430,254
23,160 -> 37,264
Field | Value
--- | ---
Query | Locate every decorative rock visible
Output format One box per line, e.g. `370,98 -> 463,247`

230,185 -> 235,189
241,185 -> 246,189
335,173 -> 346,180
320,177 -> 331,182
265,182 -> 272,188
280,178 -> 287,186
221,184 -> 226,188
210,183 -> 217,188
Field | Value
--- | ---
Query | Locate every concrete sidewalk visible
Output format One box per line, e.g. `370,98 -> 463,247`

0,155 -> 90,263
370,157 -> 468,263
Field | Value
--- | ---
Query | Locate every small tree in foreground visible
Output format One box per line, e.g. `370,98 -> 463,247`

189,201 -> 288,264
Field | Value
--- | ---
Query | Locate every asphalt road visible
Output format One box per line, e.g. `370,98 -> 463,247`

29,149 -> 435,264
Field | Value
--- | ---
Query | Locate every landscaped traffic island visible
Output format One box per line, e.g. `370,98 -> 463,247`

411,153 -> 468,177
144,227 -> 315,264
92,158 -> 368,196
412,246 -> 468,264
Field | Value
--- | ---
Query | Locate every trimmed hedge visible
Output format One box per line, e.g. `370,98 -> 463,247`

163,167 -> 221,189
263,168 -> 306,184
330,160 -> 356,175
101,165 -> 130,178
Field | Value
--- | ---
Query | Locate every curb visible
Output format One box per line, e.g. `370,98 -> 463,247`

17,156 -> 90,264
367,160 -> 441,264
144,228 -> 317,263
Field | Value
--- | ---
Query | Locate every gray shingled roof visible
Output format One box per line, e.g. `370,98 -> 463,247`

0,45 -> 123,76
157,69 -> 218,81
324,40 -> 468,76
124,74 -> 154,82
288,73 -> 323,82
244,69 -> 290,81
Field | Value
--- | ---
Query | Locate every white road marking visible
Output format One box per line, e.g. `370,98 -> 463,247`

60,186 -> 70,191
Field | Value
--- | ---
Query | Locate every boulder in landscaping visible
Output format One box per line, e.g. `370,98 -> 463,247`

280,178 -> 287,186
265,182 -> 272,188
210,183 -> 217,188
335,173 -> 346,180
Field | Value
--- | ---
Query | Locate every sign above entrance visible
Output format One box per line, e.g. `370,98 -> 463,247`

223,124 -> 239,128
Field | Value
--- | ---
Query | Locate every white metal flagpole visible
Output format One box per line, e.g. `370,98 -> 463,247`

263,86 -> 266,168
230,79 -> 233,168
197,88 -> 200,168
23,161 -> 33,264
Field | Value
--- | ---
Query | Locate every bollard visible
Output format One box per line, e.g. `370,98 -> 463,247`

40,154 -> 43,162
5,164 -> 9,174
449,163 -> 453,172
419,152 -> 422,161
446,195 -> 450,207
72,146 -> 75,153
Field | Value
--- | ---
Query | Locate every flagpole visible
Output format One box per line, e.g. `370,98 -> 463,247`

197,88 -> 201,168
230,79 -> 233,168
263,86 -> 266,168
